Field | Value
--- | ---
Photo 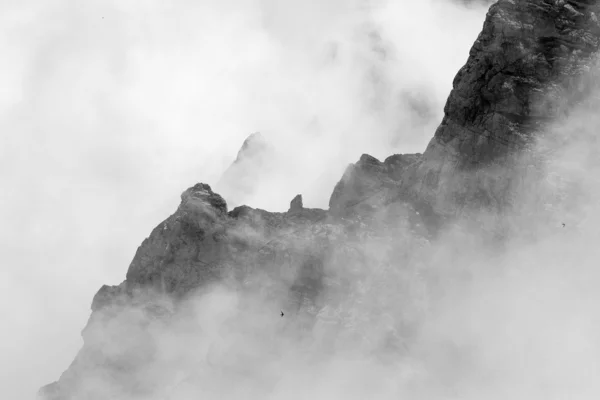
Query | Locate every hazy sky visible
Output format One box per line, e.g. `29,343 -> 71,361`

0,1 -> 492,398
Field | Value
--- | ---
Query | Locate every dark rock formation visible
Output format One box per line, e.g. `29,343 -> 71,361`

328,153 -> 422,217
408,0 -> 600,216
289,194 -> 303,212
124,183 -> 231,295
39,1 -> 600,398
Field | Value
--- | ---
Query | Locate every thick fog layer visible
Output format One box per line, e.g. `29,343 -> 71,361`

6,0 -> 600,399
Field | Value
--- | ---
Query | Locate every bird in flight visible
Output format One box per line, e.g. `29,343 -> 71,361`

281,311 -> 284,317
562,223 -> 566,228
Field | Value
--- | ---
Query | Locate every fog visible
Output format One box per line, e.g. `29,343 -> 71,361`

6,0 -> 599,399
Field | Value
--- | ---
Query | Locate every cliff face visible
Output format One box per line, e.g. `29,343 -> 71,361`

409,0 -> 600,215
40,1 -> 600,399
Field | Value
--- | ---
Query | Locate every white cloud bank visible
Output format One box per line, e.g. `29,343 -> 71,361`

1,1 -> 493,399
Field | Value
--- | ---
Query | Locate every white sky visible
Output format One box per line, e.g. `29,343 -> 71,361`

0,1 -> 492,398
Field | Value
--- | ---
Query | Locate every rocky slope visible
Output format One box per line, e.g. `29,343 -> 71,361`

39,1 -> 600,399
407,0 -> 600,215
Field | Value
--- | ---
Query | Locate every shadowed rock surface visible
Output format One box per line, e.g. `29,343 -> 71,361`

407,0 -> 600,216
289,194 -> 303,212
39,1 -> 600,399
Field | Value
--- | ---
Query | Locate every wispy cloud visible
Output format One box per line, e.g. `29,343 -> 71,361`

2,1 -> 493,399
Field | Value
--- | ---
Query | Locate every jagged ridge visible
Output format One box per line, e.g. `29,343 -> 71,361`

39,1 -> 600,398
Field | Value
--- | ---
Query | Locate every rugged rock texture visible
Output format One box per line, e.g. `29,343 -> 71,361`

41,179 -> 431,399
329,154 -> 421,216
40,1 -> 600,399
408,0 -> 600,216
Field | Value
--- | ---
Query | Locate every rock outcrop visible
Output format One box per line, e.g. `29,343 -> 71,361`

328,153 -> 422,217
408,0 -> 600,216
39,1 -> 600,398
288,194 -> 303,212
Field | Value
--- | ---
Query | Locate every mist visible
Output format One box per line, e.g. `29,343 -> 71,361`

6,0 -> 599,399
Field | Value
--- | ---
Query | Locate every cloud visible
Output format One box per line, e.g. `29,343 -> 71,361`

1,0 -> 493,399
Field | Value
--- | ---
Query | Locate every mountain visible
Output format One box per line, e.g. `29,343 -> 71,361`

214,132 -> 275,209
39,1 -> 600,399
408,0 -> 600,216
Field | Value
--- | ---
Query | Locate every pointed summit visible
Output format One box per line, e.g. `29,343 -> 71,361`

232,132 -> 269,164
40,2 -> 600,398
215,132 -> 276,208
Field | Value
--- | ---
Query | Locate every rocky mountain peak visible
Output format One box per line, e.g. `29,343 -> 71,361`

215,132 -> 275,208
180,183 -> 228,215
39,1 -> 600,398
233,131 -> 269,164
